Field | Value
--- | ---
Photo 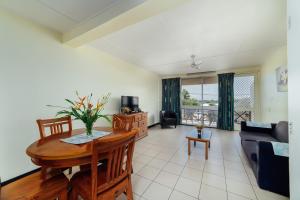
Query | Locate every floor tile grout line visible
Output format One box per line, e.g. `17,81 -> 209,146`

135,137 -> 183,199
168,141 -> 192,200
197,153 -> 206,199
221,133 -> 229,200
225,132 -> 259,200
198,129 -> 220,200
233,134 -> 260,200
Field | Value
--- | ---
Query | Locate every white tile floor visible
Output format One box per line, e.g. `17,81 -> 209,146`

128,125 -> 289,200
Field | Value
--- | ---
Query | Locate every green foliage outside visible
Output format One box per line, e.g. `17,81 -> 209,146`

182,89 -> 199,106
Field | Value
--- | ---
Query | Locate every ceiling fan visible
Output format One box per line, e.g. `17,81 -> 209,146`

190,54 -> 202,70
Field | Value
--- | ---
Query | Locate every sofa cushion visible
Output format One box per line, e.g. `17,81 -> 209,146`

241,121 -> 275,134
273,121 -> 288,143
163,118 -> 177,122
240,131 -> 278,142
246,121 -> 272,128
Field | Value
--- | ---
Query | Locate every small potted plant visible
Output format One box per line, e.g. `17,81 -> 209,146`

48,92 -> 111,136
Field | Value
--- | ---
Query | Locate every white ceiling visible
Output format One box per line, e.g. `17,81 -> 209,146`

0,0 -> 286,75
90,0 -> 287,75
0,0 -> 145,33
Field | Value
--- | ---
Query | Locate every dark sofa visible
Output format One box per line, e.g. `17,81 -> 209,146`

160,110 -> 177,128
240,121 -> 289,197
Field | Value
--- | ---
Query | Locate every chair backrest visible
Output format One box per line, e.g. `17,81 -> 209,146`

161,110 -> 177,119
36,116 -> 72,139
90,130 -> 137,200
112,114 -> 135,132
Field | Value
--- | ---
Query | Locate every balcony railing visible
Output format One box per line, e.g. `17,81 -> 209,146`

234,110 -> 252,123
181,106 -> 218,127
181,106 -> 253,127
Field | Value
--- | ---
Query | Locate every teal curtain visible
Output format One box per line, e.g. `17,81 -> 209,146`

217,73 -> 235,131
162,78 -> 181,124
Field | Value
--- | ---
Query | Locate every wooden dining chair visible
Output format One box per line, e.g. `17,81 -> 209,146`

36,116 -> 73,177
0,171 -> 69,200
112,114 -> 135,132
70,130 -> 137,200
36,116 -> 72,139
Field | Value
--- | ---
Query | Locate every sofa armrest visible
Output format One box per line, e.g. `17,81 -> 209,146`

160,111 -> 164,122
240,121 -> 276,134
242,139 -> 259,162
257,141 -> 289,196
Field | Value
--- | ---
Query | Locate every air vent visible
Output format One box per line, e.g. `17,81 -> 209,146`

186,71 -> 217,76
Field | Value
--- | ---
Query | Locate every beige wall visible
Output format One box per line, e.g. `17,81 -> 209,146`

0,10 -> 161,181
288,0 -> 300,198
260,46 -> 288,123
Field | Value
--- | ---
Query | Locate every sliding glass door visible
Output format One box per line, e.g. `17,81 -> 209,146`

181,77 -> 218,127
181,75 -> 256,128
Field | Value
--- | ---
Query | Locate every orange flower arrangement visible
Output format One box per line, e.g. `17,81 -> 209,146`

48,91 -> 111,136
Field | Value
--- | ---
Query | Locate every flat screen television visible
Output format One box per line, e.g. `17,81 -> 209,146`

121,96 -> 139,111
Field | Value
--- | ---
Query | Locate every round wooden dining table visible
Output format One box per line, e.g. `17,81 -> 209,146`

26,127 -> 126,168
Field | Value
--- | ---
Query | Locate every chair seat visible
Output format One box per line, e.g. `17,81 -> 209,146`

1,171 -> 69,200
71,165 -> 127,198
163,118 -> 177,122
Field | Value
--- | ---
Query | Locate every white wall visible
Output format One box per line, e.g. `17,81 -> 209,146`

260,46 -> 288,123
0,10 -> 161,182
288,0 -> 300,199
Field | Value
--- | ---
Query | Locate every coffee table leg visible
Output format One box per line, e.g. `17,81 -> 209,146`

188,139 -> 191,156
205,142 -> 208,160
194,141 -> 196,147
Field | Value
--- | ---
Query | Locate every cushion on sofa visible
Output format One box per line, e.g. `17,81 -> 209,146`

240,131 -> 278,142
246,121 -> 272,128
273,121 -> 288,142
241,121 -> 275,134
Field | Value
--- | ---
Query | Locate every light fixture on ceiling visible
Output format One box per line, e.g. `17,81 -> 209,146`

190,55 -> 202,70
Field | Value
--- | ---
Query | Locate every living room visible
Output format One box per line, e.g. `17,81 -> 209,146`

0,0 -> 299,200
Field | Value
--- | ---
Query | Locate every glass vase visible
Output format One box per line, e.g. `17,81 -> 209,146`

85,122 -> 94,136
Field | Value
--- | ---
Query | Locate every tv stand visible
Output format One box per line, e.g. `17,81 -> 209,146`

114,112 -> 148,140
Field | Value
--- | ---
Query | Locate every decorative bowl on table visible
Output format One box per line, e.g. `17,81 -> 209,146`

195,124 -> 204,138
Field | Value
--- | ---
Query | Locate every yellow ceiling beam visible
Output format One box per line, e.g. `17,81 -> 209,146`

63,0 -> 190,47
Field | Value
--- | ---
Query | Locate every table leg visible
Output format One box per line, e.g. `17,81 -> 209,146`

194,141 -> 196,147
205,142 -> 208,160
188,139 -> 191,156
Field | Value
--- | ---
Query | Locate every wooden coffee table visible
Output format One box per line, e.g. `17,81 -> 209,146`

186,128 -> 212,160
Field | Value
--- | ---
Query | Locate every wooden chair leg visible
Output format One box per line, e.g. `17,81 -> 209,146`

58,189 -> 68,200
70,188 -> 78,200
126,178 -> 134,200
